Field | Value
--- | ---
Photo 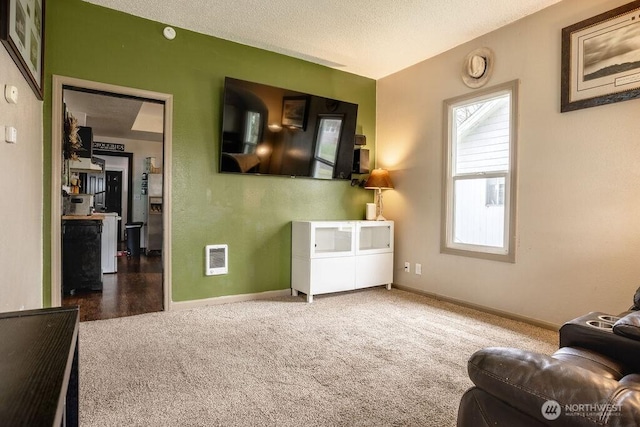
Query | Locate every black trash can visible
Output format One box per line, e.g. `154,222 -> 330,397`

125,222 -> 144,257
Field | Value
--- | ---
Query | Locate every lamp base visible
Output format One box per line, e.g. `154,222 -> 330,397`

376,214 -> 387,221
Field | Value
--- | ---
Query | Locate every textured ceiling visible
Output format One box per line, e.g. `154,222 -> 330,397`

83,0 -> 561,79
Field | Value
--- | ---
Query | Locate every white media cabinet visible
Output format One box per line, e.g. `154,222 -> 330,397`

291,220 -> 394,302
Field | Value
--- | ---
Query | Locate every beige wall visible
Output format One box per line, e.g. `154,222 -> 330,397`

377,0 -> 640,326
0,49 -> 43,311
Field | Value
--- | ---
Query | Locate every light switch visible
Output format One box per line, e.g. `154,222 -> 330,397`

4,85 -> 18,104
5,126 -> 17,143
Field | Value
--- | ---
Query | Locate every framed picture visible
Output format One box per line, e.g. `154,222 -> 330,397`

282,96 -> 309,130
561,1 -> 640,112
0,0 -> 45,99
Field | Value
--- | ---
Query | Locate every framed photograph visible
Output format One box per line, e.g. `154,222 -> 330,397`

282,96 -> 309,130
0,0 -> 45,99
561,1 -> 640,112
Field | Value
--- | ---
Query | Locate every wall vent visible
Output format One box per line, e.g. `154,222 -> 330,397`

205,244 -> 228,276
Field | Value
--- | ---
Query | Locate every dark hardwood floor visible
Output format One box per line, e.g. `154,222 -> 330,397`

63,248 -> 163,322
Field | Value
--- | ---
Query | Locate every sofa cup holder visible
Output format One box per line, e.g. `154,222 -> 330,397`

597,315 -> 620,323
586,319 -> 614,330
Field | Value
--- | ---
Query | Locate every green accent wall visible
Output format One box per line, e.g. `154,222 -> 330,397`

43,1 -> 376,304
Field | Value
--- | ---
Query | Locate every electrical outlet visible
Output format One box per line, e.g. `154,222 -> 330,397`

404,262 -> 410,273
415,264 -> 422,275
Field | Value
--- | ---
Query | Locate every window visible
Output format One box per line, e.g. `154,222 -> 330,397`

243,111 -> 261,153
441,80 -> 518,262
312,116 -> 343,179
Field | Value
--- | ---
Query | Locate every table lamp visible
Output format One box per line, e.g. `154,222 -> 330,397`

364,169 -> 394,221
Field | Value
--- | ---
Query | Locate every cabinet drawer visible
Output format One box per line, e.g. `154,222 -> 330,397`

310,257 -> 355,294
355,253 -> 393,289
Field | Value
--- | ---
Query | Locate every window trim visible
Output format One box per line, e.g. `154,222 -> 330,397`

440,79 -> 519,263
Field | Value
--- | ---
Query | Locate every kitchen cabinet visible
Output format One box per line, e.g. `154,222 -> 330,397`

68,126 -> 103,174
76,126 -> 92,158
62,218 -> 103,295
291,220 -> 394,302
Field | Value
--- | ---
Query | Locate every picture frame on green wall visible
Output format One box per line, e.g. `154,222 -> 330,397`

561,0 -> 640,112
0,0 -> 45,100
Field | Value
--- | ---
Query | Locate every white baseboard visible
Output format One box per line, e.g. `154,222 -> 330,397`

393,284 -> 560,331
169,289 -> 292,311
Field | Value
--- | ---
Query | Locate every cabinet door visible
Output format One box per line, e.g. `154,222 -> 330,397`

311,222 -> 355,258
356,221 -> 393,255
62,221 -> 103,293
355,253 -> 393,289
310,257 -> 356,294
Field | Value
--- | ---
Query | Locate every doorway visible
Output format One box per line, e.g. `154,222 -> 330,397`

51,75 -> 173,317
105,171 -> 123,215
94,150 -> 134,241
105,171 -> 123,238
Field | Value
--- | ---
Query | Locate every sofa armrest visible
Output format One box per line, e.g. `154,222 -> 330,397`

613,311 -> 640,340
457,387 -> 548,427
560,312 -> 640,372
467,347 -> 637,426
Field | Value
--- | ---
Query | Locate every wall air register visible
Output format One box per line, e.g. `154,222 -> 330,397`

205,244 -> 228,276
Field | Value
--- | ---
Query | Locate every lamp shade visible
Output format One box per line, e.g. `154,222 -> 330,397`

364,169 -> 393,189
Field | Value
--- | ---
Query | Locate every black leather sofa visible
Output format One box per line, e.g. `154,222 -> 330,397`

457,310 -> 640,426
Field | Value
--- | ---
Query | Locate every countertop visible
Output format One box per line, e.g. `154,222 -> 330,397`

62,214 -> 105,220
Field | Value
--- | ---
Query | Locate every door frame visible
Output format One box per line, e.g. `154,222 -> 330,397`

51,75 -> 173,311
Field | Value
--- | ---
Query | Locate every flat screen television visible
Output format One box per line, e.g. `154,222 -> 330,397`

220,77 -> 358,180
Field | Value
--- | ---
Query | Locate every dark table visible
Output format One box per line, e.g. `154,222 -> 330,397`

0,306 -> 79,426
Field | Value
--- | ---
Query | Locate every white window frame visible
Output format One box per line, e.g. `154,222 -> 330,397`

311,115 -> 344,178
441,80 -> 519,263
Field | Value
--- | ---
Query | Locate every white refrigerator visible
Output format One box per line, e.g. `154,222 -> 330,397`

146,173 -> 163,253
101,212 -> 121,273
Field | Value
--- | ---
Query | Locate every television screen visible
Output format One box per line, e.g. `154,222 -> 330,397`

220,77 -> 358,180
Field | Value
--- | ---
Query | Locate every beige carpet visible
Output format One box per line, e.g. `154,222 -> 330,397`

78,288 -> 557,426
